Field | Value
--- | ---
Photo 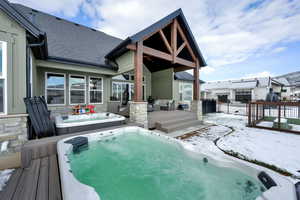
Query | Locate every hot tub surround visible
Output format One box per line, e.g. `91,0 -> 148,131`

55,113 -> 125,135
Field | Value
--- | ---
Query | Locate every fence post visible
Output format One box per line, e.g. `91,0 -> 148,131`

248,103 -> 251,126
256,104 -> 258,121
278,104 -> 281,129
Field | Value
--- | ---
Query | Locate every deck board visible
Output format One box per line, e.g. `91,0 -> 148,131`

36,157 -> 49,200
12,159 -> 41,200
0,168 -> 23,200
48,155 -> 62,200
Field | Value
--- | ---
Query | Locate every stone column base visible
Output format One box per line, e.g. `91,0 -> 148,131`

191,100 -> 203,121
129,102 -> 148,129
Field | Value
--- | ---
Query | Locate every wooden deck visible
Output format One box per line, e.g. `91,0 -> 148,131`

0,123 -> 140,200
0,155 -> 61,200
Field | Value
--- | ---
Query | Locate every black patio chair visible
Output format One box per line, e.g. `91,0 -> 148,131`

24,96 -> 56,139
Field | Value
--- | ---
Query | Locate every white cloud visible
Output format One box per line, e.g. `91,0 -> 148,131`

243,71 -> 274,79
200,66 -> 216,75
9,0 -> 300,68
272,47 -> 287,53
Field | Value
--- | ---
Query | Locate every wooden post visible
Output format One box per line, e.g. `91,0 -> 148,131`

171,19 -> 177,63
134,41 -> 143,102
248,103 -> 252,126
193,59 -> 200,100
278,105 -> 281,129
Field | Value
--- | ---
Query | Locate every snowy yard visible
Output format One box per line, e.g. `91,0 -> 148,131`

185,113 -> 300,178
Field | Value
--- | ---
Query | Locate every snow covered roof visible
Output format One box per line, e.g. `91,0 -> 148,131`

201,77 -> 275,91
276,71 -> 300,86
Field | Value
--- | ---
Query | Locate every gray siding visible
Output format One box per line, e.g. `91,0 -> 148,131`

151,68 -> 173,99
0,10 -> 27,114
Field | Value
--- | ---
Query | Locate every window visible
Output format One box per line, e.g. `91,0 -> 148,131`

69,75 -> 86,104
89,77 -> 103,104
45,72 -> 66,105
179,82 -> 193,101
235,90 -> 252,103
0,41 -> 7,114
218,95 -> 228,103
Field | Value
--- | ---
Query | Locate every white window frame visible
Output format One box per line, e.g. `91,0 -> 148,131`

179,82 -> 193,102
69,74 -> 86,105
88,76 -> 103,104
45,72 -> 66,106
0,41 -> 7,115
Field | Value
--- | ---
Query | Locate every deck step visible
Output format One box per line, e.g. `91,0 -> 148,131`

155,115 -> 197,128
157,119 -> 201,133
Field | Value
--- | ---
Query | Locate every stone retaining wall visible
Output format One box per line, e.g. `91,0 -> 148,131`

0,114 -> 28,155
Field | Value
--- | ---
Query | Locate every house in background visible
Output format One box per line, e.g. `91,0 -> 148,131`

275,71 -> 300,100
202,77 -> 283,103
0,0 -> 206,154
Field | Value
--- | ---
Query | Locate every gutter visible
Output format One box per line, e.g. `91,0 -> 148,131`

26,39 -> 45,98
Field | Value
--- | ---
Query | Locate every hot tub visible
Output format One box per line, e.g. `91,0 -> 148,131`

55,112 -> 125,135
57,127 -> 297,200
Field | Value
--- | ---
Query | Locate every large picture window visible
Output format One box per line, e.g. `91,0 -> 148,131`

235,90 -> 252,103
179,82 -> 193,101
69,75 -> 86,104
0,41 -> 7,114
45,73 -> 66,105
89,77 -> 103,104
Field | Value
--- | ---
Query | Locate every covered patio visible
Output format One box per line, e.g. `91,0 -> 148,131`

107,9 -> 207,128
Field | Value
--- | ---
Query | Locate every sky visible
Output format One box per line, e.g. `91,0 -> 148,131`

10,0 -> 300,81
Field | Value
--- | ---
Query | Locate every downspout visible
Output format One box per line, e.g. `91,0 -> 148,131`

26,39 -> 45,98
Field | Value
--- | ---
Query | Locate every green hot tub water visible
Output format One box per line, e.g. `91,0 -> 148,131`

68,132 -> 265,200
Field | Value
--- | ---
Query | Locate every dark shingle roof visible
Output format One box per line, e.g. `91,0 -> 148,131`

106,9 -> 207,67
12,3 -> 123,70
174,71 -> 204,83
0,0 -> 43,37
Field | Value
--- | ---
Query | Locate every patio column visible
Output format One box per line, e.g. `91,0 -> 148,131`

191,59 -> 202,120
129,41 -> 148,128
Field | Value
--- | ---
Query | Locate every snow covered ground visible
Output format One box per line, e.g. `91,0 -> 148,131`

185,113 -> 300,177
0,169 -> 14,191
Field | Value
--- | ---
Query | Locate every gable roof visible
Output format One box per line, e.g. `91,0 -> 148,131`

106,9 -> 206,67
0,0 -> 43,37
12,3 -> 123,70
174,71 -> 204,83
276,71 -> 300,86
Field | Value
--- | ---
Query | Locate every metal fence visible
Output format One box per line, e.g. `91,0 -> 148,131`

216,100 -> 249,116
202,99 -> 216,114
248,101 -> 300,134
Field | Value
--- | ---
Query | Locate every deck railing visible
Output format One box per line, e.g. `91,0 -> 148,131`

248,101 -> 300,134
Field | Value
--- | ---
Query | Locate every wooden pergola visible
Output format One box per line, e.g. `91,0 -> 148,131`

127,18 -> 202,102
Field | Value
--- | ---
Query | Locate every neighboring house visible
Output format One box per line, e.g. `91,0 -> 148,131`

275,71 -> 300,100
202,77 -> 283,103
0,0 -> 206,150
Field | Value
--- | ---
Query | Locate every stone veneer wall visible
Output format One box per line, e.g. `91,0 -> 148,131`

129,102 -> 148,128
191,100 -> 203,121
0,114 -> 28,155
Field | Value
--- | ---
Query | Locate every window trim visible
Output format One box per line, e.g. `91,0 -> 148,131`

45,72 -> 66,106
69,74 -> 86,105
0,41 -> 7,115
179,81 -> 193,102
88,76 -> 103,105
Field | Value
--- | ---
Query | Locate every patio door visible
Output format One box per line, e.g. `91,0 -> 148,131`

112,82 -> 146,103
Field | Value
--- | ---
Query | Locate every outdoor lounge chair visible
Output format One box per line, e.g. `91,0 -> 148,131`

24,96 -> 56,139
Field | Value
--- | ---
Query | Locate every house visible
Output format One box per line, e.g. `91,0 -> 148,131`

275,71 -> 300,100
202,77 -> 283,103
0,0 -> 206,152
